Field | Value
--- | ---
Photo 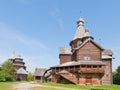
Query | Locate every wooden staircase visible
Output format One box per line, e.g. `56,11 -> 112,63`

57,71 -> 77,84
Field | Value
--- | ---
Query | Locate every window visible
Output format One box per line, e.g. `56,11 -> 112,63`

84,56 -> 91,60
93,65 -> 97,68
87,65 -> 91,68
81,65 -> 86,68
99,65 -> 102,68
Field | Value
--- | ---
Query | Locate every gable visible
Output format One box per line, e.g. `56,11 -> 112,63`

33,68 -> 46,76
79,38 -> 103,50
81,41 -> 102,51
76,40 -> 102,61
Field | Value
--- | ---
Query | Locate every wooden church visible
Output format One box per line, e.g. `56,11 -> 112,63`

50,17 -> 113,85
9,52 -> 28,81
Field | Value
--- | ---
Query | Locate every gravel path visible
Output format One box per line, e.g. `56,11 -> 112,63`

12,82 -> 78,90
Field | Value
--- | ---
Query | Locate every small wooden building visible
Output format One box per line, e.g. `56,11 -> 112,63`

50,17 -> 113,85
33,68 -> 46,82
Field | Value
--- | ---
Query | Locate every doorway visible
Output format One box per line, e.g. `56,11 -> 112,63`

86,77 -> 92,85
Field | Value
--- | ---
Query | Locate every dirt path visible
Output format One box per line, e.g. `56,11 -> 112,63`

13,82 -> 40,90
13,82 -> 78,90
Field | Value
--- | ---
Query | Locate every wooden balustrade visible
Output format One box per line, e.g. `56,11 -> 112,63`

52,66 -> 105,74
79,68 -> 105,73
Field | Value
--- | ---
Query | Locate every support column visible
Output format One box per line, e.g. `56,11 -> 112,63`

77,72 -> 79,84
74,66 -> 75,72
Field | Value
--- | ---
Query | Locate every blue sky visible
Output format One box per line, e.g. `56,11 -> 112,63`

0,0 -> 120,72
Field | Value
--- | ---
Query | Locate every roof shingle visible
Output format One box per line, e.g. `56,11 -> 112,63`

51,61 -> 105,68
16,67 -> 28,74
33,68 -> 46,76
102,49 -> 113,55
60,47 -> 72,54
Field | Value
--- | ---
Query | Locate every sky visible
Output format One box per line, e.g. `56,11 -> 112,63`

0,0 -> 120,72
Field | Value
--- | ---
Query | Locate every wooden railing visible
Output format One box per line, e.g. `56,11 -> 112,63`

79,68 -> 105,73
52,67 -> 105,74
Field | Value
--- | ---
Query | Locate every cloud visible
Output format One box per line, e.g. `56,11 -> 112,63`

0,54 -> 8,64
23,57 -> 36,73
0,21 -> 48,69
57,18 -> 64,31
0,21 -> 59,73
16,34 -> 48,49
0,21 -> 48,49
51,5 -> 64,31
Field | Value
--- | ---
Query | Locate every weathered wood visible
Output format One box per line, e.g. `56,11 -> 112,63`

51,18 -> 112,85
59,54 -> 71,64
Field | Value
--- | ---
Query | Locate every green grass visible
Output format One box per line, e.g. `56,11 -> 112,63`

0,81 -> 20,90
31,87 -> 63,90
41,82 -> 120,90
1,82 -> 120,90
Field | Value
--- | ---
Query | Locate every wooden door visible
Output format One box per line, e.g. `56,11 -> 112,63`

86,77 -> 92,85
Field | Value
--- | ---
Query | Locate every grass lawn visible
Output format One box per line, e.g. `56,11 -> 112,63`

31,87 -> 63,90
38,82 -> 120,90
0,81 -> 19,90
1,82 -> 120,90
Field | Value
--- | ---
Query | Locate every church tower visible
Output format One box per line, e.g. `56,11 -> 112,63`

70,17 -> 93,61
70,18 -> 93,49
9,52 -> 28,81
50,17 -> 113,85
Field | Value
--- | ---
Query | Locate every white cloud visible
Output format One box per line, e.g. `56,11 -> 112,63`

16,34 -> 48,49
0,54 -> 8,64
57,18 -> 64,31
0,21 -> 49,70
24,57 -> 36,73
51,6 -> 64,31
0,21 -> 48,49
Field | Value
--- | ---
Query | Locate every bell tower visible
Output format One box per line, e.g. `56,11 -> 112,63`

70,17 -> 93,52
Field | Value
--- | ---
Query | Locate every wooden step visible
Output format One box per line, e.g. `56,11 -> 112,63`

58,72 -> 77,84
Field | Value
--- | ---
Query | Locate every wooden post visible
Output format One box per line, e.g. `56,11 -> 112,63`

74,66 -> 75,72
68,66 -> 70,72
55,68 -> 56,73
77,72 -> 79,84
59,67 -> 60,72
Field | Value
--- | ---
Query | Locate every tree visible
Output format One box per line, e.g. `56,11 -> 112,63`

116,66 -> 120,75
0,67 -> 5,81
0,60 -> 16,81
113,66 -> 120,85
27,72 -> 34,81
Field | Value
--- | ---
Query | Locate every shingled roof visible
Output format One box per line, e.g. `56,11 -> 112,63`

102,55 -> 112,59
16,67 -> 28,74
33,68 -> 46,76
102,49 -> 113,55
51,61 -> 105,68
84,28 -> 91,37
58,70 -> 69,74
60,47 -> 72,54
102,49 -> 113,59
73,18 -> 85,40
